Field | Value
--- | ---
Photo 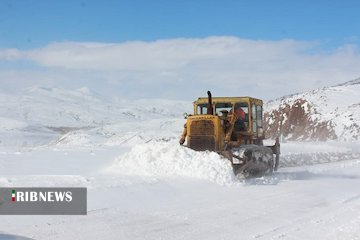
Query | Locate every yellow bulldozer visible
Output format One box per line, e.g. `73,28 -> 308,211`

180,91 -> 280,177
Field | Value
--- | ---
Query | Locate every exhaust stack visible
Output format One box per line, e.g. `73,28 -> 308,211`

206,91 -> 213,115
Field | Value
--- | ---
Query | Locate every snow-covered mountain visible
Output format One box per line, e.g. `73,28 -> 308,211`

2,78 -> 360,149
264,78 -> 360,141
0,86 -> 190,148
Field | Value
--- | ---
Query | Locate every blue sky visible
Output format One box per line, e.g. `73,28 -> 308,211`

0,1 -> 360,100
1,0 -> 359,49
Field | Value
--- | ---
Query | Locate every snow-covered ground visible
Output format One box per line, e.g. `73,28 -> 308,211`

0,86 -> 360,239
1,141 -> 360,240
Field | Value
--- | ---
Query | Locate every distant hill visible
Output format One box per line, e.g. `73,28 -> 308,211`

0,86 -> 189,148
264,78 -> 360,141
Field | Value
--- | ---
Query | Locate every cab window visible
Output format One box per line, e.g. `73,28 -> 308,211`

256,105 -> 263,127
234,102 -> 249,121
197,104 -> 208,114
233,102 -> 249,130
252,104 -> 257,133
215,103 -> 233,115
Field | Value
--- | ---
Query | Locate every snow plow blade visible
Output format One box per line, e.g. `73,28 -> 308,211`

221,145 -> 275,178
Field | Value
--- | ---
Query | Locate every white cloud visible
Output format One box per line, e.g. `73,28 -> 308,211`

0,48 -> 23,60
14,37 -> 314,70
0,36 -> 360,100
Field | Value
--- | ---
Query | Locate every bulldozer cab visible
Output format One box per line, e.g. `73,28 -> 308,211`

193,96 -> 264,140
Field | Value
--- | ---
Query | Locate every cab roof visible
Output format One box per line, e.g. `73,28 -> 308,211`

194,97 -> 263,105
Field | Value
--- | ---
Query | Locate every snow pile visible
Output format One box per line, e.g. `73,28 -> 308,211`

105,141 -> 237,185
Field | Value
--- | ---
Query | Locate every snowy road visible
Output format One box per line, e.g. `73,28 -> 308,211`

0,142 -> 360,240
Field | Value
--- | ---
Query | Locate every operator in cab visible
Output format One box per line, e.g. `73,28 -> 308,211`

233,105 -> 246,131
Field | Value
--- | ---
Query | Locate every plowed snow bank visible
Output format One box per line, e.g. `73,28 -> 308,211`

105,141 -> 237,185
